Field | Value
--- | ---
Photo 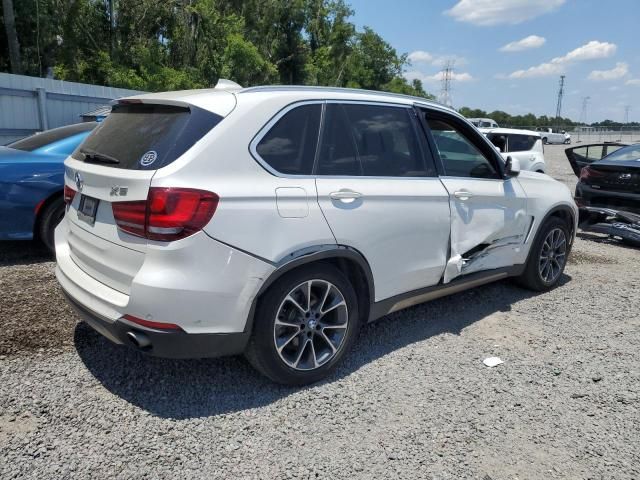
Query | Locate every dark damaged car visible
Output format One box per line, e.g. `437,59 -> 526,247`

566,142 -> 640,246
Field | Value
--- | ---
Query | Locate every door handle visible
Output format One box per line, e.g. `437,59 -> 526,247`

329,190 -> 363,201
453,190 -> 474,200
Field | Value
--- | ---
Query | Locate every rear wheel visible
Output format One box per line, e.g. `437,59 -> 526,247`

517,217 -> 570,291
38,197 -> 65,254
245,264 -> 360,385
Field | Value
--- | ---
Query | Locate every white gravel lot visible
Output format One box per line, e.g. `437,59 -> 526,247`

1,144 -> 639,479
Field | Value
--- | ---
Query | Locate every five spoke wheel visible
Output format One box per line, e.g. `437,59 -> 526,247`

273,280 -> 349,371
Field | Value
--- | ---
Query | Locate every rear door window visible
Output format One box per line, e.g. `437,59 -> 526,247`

507,134 -> 538,152
255,104 -> 321,175
317,103 -> 432,177
71,103 -> 222,169
342,104 -> 432,177
317,104 -> 361,176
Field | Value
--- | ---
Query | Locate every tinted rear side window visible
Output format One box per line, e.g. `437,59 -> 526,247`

255,104 -> 321,175
71,104 -> 222,169
317,104 -> 360,176
9,122 -> 96,152
342,104 -> 429,177
508,134 -> 538,152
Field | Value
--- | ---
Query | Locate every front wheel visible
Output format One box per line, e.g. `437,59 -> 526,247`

517,217 -> 570,291
245,264 -> 360,385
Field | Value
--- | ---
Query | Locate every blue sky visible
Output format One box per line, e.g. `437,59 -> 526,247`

348,0 -> 638,122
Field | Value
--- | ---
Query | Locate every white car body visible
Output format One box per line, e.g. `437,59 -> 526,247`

538,127 -> 571,144
468,117 -> 499,128
55,83 -> 578,383
480,127 -> 547,173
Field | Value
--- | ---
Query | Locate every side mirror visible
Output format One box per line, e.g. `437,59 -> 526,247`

504,156 -> 520,177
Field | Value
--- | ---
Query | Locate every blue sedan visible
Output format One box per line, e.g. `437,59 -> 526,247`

0,122 -> 96,252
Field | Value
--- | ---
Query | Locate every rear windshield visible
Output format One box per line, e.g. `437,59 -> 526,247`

602,144 -> 640,163
9,122 -> 96,151
71,103 -> 223,169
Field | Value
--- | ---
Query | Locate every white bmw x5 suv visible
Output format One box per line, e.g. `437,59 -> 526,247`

56,83 -> 577,385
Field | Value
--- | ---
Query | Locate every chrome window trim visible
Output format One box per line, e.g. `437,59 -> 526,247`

249,99 -> 428,179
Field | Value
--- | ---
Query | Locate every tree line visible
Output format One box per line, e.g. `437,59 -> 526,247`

0,0 -> 432,98
457,107 -> 578,128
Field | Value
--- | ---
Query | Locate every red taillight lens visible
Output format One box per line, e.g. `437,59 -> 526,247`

64,185 -> 76,205
112,187 -> 218,242
122,314 -> 183,331
112,200 -> 147,237
579,166 -> 605,182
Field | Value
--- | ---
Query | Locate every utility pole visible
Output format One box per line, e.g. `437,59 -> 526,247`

555,75 -> 565,124
439,60 -> 454,108
624,105 -> 631,124
579,96 -> 590,125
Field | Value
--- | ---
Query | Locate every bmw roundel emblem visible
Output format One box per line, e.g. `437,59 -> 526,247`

74,171 -> 84,191
140,150 -> 158,167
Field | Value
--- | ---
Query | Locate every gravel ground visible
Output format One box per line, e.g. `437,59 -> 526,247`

1,144 -> 639,479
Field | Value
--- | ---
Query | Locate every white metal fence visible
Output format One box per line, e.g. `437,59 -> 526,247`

501,125 -> 640,145
0,73 -> 142,145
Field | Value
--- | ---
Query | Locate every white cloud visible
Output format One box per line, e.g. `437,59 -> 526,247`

508,62 -> 564,79
445,0 -> 565,26
507,40 -> 617,79
408,51 -> 467,67
407,51 -> 433,64
562,40 -> 617,62
500,35 -> 546,52
588,62 -> 629,81
405,70 -> 474,83
625,78 -> 640,86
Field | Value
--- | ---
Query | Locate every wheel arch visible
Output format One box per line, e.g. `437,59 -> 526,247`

244,245 -> 375,335
524,204 -> 576,265
33,189 -> 63,239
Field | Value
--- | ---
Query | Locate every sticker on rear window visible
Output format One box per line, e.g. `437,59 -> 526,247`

140,150 -> 158,167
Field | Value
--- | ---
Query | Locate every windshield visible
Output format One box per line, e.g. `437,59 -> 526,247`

8,123 -> 96,152
601,144 -> 640,163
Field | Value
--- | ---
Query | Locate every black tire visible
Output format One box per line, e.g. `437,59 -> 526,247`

38,196 -> 65,254
516,217 -> 570,291
542,137 -> 548,145
245,264 -> 360,385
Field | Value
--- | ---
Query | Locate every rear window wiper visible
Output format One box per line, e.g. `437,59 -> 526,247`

80,148 -> 120,164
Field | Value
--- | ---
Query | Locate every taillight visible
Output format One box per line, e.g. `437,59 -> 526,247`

112,187 -> 218,242
579,166 -> 605,182
64,185 -> 76,205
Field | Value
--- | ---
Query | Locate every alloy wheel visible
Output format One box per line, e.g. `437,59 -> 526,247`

538,227 -> 567,284
273,280 -> 349,371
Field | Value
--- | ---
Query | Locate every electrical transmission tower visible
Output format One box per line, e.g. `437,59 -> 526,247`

555,75 -> 565,122
439,60 -> 454,108
579,96 -> 590,125
624,105 -> 631,124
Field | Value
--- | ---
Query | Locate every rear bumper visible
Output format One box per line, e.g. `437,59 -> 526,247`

575,183 -> 640,214
63,290 -> 249,358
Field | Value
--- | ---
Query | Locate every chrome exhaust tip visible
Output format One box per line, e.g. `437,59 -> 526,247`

126,331 -> 151,349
